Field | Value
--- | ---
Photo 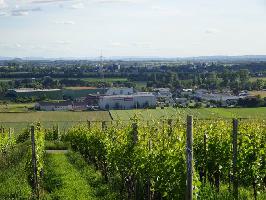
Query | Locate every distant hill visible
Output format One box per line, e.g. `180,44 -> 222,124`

1,55 -> 266,62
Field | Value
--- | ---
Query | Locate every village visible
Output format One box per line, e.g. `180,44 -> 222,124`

6,86 -> 261,111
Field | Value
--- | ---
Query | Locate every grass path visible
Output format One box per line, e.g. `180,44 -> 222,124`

43,151 -> 118,200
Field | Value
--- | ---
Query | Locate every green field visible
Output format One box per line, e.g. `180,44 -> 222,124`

0,103 -> 35,112
0,78 -> 13,82
0,111 -> 111,132
54,77 -> 128,82
1,107 -> 266,132
110,107 -> 266,121
81,77 -> 128,82
249,90 -> 266,98
249,77 -> 266,82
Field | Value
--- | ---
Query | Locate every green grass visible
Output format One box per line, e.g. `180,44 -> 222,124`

55,77 -> 128,82
0,103 -> 35,112
110,107 -> 266,121
249,77 -> 266,82
1,107 -> 265,133
43,153 -> 96,200
135,81 -> 147,89
81,77 -> 128,82
0,111 -> 111,133
43,151 -> 118,200
0,78 -> 13,82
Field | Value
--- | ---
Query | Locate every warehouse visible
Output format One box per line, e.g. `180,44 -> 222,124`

35,101 -> 73,111
99,92 -> 156,110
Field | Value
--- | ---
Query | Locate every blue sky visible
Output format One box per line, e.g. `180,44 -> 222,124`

0,0 -> 266,58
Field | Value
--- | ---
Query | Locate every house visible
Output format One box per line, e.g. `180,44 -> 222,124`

180,89 -> 193,96
153,88 -> 174,105
85,94 -> 101,106
99,92 -> 156,110
153,88 -> 172,98
35,101 -> 73,111
73,101 -> 87,111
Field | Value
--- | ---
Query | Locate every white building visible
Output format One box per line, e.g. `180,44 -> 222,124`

153,88 -> 172,98
99,93 -> 156,110
35,101 -> 73,111
194,89 -> 243,103
106,87 -> 134,96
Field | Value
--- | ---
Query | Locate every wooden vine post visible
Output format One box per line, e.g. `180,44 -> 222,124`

232,119 -> 238,199
102,121 -> 107,131
186,115 -> 193,200
8,128 -> 12,139
1,125 -> 4,134
168,119 -> 173,136
132,122 -> 138,144
30,125 -> 39,198
87,120 -> 91,130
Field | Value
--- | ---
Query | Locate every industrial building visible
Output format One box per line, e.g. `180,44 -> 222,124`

99,92 -> 156,110
35,101 -> 73,111
105,87 -> 134,96
35,101 -> 87,111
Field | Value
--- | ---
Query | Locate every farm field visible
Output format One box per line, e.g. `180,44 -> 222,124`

1,107 -> 266,132
249,77 -> 266,82
110,107 -> 266,121
0,78 -> 13,82
81,77 -> 128,82
249,90 -> 266,98
0,111 -> 111,132
55,77 -> 128,82
0,103 -> 34,112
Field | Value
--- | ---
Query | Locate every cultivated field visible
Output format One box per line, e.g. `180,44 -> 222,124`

0,103 -> 35,112
1,107 -> 266,132
249,90 -> 266,98
0,111 -> 111,132
110,107 -> 266,121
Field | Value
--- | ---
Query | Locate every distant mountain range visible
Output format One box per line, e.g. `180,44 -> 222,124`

1,55 -> 266,62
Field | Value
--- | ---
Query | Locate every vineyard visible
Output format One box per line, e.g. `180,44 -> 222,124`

0,117 -> 265,199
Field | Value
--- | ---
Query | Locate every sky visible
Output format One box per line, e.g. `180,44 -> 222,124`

0,0 -> 266,58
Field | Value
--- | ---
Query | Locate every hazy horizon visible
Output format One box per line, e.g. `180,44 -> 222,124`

1,0 -> 266,58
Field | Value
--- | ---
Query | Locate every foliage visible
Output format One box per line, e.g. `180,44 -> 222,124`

0,128 -> 16,153
24,123 -> 45,194
64,118 -> 266,199
64,121 -> 199,199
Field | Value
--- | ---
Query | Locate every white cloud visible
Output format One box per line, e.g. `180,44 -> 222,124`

11,10 -> 29,16
94,0 -> 141,4
54,20 -> 75,24
0,0 -> 7,9
70,2 -> 84,9
0,11 -> 7,16
55,40 -> 71,45
131,42 -> 151,48
205,28 -> 220,34
151,5 -> 189,17
31,0 -> 73,4
16,43 -> 22,48
109,42 -> 123,47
